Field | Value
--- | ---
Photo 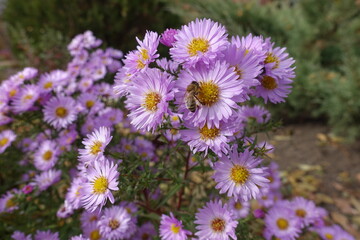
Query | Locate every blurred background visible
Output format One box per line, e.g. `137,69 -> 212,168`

0,0 -> 359,237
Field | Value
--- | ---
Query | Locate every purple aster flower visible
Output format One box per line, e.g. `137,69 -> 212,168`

226,198 -> 250,219
160,28 -> 178,47
156,58 -> 179,73
106,47 -> 123,59
43,95 -> 78,129
11,231 -> 32,240
57,200 -> 74,218
11,84 -> 40,113
97,205 -> 132,240
253,208 -> 265,219
195,200 -> 238,240
175,61 -> 242,128
33,140 -> 60,171
22,185 -> 33,194
134,137 -> 156,160
65,177 -> 85,210
264,204 -> 301,240
78,93 -> 104,114
33,169 -> 61,192
290,197 -> 318,228
0,129 -> 16,154
231,34 -> 266,61
253,72 -> 292,104
69,235 -> 89,240
113,68 -> 133,97
34,230 -> 59,240
0,189 -> 20,213
160,212 -> 191,240
14,67 -> 38,82
38,70 -> 69,93
81,210 -> 101,231
83,221 -> 104,240
98,108 -> 124,127
237,105 -> 271,124
81,157 -> 119,212
126,68 -> 174,132
333,227 -> 355,240
133,222 -> 156,240
212,146 -> 269,201
2,79 -> 20,99
78,126 -> 112,165
170,18 -> 228,67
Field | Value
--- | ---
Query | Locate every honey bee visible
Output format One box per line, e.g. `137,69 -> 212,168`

185,81 -> 202,112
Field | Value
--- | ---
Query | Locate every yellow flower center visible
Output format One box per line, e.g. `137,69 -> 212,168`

197,81 -> 220,106
276,218 -> 289,230
261,76 -> 278,90
171,116 -> 179,121
55,107 -> 68,118
90,230 -> 101,240
126,207 -> 132,214
44,82 -> 53,89
230,165 -> 250,185
187,38 -> 210,56
109,219 -> 120,230
92,176 -> 108,194
140,49 -> 149,61
325,233 -> 334,239
170,128 -> 179,135
234,202 -> 243,210
0,138 -> 9,147
267,176 -> 274,183
210,218 -> 225,232
42,150 -> 53,161
234,65 -> 242,80
9,89 -> 17,97
125,144 -> 132,151
23,94 -> 33,101
143,92 -> 161,112
264,53 -> 280,69
5,197 -> 16,209
295,208 -> 307,218
86,100 -> 94,109
90,141 -> 102,155
170,223 -> 181,234
199,125 -> 220,140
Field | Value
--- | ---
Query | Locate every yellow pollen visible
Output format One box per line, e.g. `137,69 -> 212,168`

261,76 -> 278,90
92,176 -> 108,194
210,218 -> 225,232
5,197 -> 16,209
90,141 -> 102,155
199,125 -> 220,140
109,219 -> 120,230
295,208 -> 307,218
125,144 -> 132,151
139,49 -> 149,61
126,207 -> 132,214
170,223 -> 181,234
267,176 -> 274,183
197,81 -> 220,106
0,138 -> 9,147
276,218 -> 289,230
230,165 -> 250,185
9,89 -> 17,97
23,94 -> 33,101
44,82 -> 53,89
264,53 -> 280,69
325,233 -> 334,239
141,152 -> 148,158
234,65 -> 242,80
42,150 -> 53,161
172,116 -> 179,121
187,38 -> 210,56
136,60 -> 145,69
170,128 -> 178,135
143,92 -> 161,112
86,100 -> 95,109
90,230 -> 101,240
55,107 -> 68,118
234,202 -> 243,210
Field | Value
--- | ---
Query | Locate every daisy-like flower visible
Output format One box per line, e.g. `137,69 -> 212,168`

113,68 -> 133,97
226,198 -> 250,219
0,129 -> 16,154
126,68 -> 174,132
33,169 -> 62,192
69,235 -> 89,240
11,231 -> 32,240
170,18 -> 228,67
175,61 -> 242,128
81,211 -> 101,231
78,126 -> 112,165
78,93 -> 104,114
0,189 -> 20,213
83,221 -> 104,240
43,95 -> 78,129
11,84 -> 40,113
160,212 -> 191,240
195,200 -> 238,240
290,197 -> 318,228
236,105 -> 271,124
231,34 -> 266,60
156,58 -> 179,74
97,205 -> 132,240
34,230 -> 59,240
264,204 -> 301,240
81,157 -> 119,212
33,140 -> 60,171
66,177 -> 86,210
253,72 -> 292,104
160,28 -> 178,47
133,222 -> 157,240
212,146 -> 269,201
38,70 -> 69,93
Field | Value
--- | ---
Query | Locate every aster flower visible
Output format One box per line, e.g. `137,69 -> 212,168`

195,200 -> 238,240
33,140 -> 60,171
69,235 -> 90,240
160,28 -> 178,47
11,84 -> 40,113
11,231 -> 32,240
97,205 -> 132,240
113,68 -> 133,97
83,220 -> 104,240
126,68 -> 174,132
175,61 -> 242,128
236,105 -> 271,124
43,95 -> 78,129
231,34 -> 266,60
78,93 -> 104,114
156,58 -> 179,73
264,204 -> 301,240
33,169 -> 61,191
57,200 -> 74,218
34,230 -> 59,240
0,189 -> 20,213
0,129 -> 16,154
78,126 -> 112,165
81,157 -> 119,212
170,18 -> 228,67
133,222 -> 157,240
226,198 -> 250,219
38,70 -> 69,93
81,211 -> 101,231
290,197 -> 318,228
212,146 -> 269,201
160,212 -> 191,240
66,177 -> 86,210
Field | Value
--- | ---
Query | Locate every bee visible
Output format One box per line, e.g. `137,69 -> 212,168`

185,81 -> 203,112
